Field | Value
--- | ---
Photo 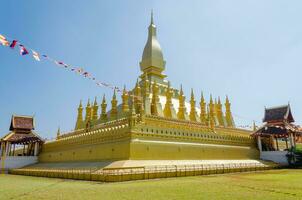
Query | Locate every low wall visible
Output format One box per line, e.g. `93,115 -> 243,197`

0,156 -> 38,170
260,151 -> 288,166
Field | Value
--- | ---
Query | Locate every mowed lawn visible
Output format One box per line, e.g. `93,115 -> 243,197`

1,169 -> 302,200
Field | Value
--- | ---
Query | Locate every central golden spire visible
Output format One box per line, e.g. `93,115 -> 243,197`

140,11 -> 166,82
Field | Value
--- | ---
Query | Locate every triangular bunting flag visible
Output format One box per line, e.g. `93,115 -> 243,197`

32,50 -> 40,61
19,45 -> 29,55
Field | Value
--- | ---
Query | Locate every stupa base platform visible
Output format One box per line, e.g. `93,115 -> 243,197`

10,160 -> 279,182
10,159 -> 280,182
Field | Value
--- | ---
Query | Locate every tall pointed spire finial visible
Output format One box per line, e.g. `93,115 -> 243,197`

75,100 -> 84,130
94,97 -> 98,106
218,96 -> 221,104
102,94 -> 106,103
210,94 -> 213,104
100,94 -> 108,122
57,126 -> 61,139
201,92 -> 205,101
110,89 -> 118,120
92,96 -> 99,122
140,9 -> 166,77
191,88 -> 194,98
189,88 -> 196,122
151,9 -> 154,25
113,88 -> 116,98
199,91 -> 207,125
122,85 -> 129,113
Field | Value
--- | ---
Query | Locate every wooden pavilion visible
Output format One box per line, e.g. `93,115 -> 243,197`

0,115 -> 44,172
252,104 -> 302,165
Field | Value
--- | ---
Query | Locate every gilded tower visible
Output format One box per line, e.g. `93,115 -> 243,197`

140,11 -> 166,84
75,100 -> 84,130
85,99 -> 92,126
110,90 -> 118,120
225,96 -> 235,127
177,85 -> 186,120
216,97 -> 225,126
199,93 -> 207,125
189,89 -> 197,122
100,95 -> 107,122
163,82 -> 175,118
92,97 -> 99,124
122,86 -> 130,113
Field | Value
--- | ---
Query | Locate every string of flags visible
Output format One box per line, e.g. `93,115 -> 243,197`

0,33 -> 124,93
0,33 -> 264,128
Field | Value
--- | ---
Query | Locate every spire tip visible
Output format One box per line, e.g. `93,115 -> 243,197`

151,9 -> 154,24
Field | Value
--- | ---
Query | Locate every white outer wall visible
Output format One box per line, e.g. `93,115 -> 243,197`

260,151 -> 288,166
0,156 -> 38,170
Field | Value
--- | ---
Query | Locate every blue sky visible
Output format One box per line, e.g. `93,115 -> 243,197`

1,1 -> 302,139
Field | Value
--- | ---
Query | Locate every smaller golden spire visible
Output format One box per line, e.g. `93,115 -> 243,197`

92,97 -> 99,122
216,96 -> 224,126
218,96 -> 221,105
208,105 -> 215,130
85,99 -> 92,124
199,92 -> 207,125
75,100 -> 84,130
110,89 -> 118,120
177,84 -> 186,120
164,81 -> 173,118
134,79 -> 142,113
122,85 -> 129,113
129,95 -> 137,127
100,94 -> 108,122
225,95 -> 235,127
151,82 -> 160,116
56,127 -> 60,139
180,84 -> 183,96
189,88 -> 196,121
209,94 -> 215,127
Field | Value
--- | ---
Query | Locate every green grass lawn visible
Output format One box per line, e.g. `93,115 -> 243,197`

1,169 -> 302,200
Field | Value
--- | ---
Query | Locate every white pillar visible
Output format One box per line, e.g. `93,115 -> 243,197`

34,142 -> 39,156
257,136 -> 262,152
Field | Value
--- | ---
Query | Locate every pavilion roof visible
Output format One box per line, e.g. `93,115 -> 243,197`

0,131 -> 44,144
252,123 -> 302,137
9,115 -> 34,131
263,104 -> 294,123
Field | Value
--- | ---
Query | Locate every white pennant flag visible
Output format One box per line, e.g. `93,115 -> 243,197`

32,50 -> 40,61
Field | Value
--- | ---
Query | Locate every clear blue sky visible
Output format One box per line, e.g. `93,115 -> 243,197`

1,0 -> 302,139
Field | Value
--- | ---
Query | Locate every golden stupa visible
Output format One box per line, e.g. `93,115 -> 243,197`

37,13 -> 258,164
